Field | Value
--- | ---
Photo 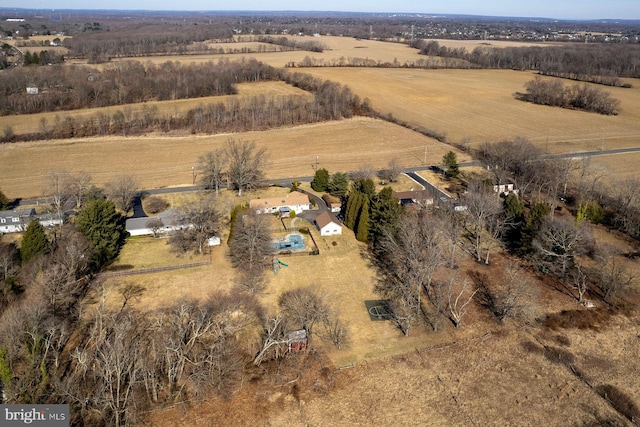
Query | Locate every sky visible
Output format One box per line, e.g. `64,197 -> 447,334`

2,0 -> 639,20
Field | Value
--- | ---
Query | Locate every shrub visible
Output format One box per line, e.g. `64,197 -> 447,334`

596,384 -> 640,423
144,196 -> 170,215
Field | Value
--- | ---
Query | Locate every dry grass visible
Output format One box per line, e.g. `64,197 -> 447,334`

0,117 -> 464,199
0,81 -> 311,136
298,68 -> 640,154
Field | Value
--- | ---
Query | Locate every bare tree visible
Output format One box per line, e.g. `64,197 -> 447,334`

594,246 -> 635,304
46,170 -> 70,223
197,149 -> 227,194
446,276 -> 478,328
67,171 -> 93,210
229,210 -> 273,271
168,196 -> 221,254
533,216 -> 590,277
379,158 -> 402,183
145,218 -> 164,238
375,208 -> 444,336
106,175 -> 139,214
476,263 -> 538,323
463,182 -> 504,264
224,139 -> 267,196
278,287 -> 331,334
570,262 -> 589,303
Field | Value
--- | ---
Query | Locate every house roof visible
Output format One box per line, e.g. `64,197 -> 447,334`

0,208 -> 35,219
392,190 -> 433,201
315,211 -> 340,229
125,208 -> 182,231
249,191 -> 309,210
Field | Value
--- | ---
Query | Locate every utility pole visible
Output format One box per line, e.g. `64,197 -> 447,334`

192,165 -> 196,185
424,145 -> 428,165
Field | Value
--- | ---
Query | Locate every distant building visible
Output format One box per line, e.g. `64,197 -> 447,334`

26,86 -> 38,95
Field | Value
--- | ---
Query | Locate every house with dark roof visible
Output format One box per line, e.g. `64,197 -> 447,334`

392,190 -> 434,207
0,209 -> 35,233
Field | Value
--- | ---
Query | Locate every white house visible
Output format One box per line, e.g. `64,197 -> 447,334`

493,183 -> 518,196
0,209 -> 62,234
125,208 -> 221,243
250,191 -> 310,215
315,211 -> 342,236
322,194 -> 342,213
0,209 -> 34,233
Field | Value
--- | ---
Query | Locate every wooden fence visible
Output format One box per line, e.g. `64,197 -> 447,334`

99,260 -> 211,278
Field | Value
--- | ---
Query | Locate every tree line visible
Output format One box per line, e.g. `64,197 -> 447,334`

518,77 -> 620,115
412,40 -> 640,85
353,139 -> 637,337
2,70 -> 371,143
0,58 -> 280,116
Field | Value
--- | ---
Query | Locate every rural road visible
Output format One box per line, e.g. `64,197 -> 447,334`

17,146 -> 640,207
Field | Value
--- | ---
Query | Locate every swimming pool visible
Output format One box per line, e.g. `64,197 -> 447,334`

273,234 -> 305,251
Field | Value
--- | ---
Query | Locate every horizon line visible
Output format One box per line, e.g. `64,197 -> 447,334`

0,7 -> 638,22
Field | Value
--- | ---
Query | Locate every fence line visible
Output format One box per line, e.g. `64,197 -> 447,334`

99,260 -> 211,278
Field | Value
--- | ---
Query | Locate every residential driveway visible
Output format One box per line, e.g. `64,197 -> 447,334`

298,190 -> 328,224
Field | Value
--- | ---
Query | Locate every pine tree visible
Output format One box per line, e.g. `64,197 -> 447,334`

20,220 -> 49,262
442,151 -> 460,179
369,186 -> 403,246
0,189 -> 9,209
311,168 -> 330,192
76,199 -> 127,268
355,197 -> 370,242
328,172 -> 349,197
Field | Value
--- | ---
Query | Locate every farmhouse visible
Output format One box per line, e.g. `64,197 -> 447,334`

315,211 -> 342,236
250,191 -> 310,215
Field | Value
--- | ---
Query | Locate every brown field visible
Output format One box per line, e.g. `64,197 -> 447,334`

0,81 -> 311,136
299,68 -> 640,153
0,117 -> 465,199
99,35 -> 563,69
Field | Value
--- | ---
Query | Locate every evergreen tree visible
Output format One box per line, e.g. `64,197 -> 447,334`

369,186 -> 403,247
0,190 -> 9,209
328,172 -> 349,197
355,197 -> 370,242
76,199 -> 127,268
311,168 -> 330,192
20,220 -> 49,262
352,178 -> 376,198
442,151 -> 460,179
344,192 -> 361,230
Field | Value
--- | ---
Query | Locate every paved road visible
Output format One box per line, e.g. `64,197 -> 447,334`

16,146 -> 640,208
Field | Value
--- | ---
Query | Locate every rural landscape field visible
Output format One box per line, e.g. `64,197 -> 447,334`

1,7 -> 640,427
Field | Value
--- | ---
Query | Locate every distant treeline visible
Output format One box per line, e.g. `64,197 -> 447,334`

518,77 -> 620,115
0,58 -> 279,115
1,71 -> 371,142
64,24 -> 234,62
255,35 -> 325,53
413,40 -> 640,85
